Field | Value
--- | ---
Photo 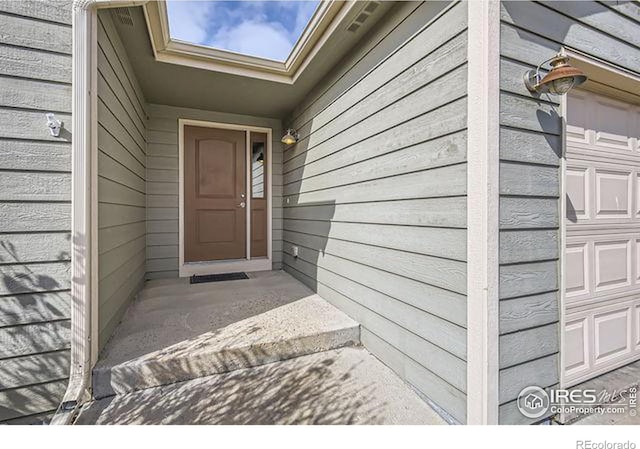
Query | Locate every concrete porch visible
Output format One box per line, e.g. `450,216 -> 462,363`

78,270 -> 445,424
92,270 -> 359,398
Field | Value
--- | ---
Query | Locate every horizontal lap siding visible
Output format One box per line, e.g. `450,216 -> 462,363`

282,1 -> 468,423
498,0 -> 640,424
0,0 -> 72,424
97,11 -> 148,349
145,104 -> 282,279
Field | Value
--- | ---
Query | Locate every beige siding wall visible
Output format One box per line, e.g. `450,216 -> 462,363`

97,11 -> 148,349
282,1 -> 468,423
498,1 -> 640,424
0,0 -> 72,424
145,104 -> 283,279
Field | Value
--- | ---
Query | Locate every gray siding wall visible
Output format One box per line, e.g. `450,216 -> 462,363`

282,1 -> 468,423
145,104 -> 282,279
0,1 -> 72,424
498,0 -> 640,424
97,11 -> 148,349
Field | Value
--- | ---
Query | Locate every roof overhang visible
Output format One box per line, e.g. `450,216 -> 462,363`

143,0 -> 358,84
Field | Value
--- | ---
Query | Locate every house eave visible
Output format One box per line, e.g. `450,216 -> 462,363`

142,0 -> 355,84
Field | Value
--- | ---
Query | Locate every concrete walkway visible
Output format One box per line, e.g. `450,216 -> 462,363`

93,271 -> 359,398
77,346 -> 446,425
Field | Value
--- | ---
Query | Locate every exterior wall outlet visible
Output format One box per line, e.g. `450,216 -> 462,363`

292,245 -> 299,258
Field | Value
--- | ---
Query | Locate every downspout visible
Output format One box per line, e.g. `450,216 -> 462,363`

51,0 -> 149,425
50,0 -> 96,425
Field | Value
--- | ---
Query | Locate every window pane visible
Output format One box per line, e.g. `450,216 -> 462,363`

251,134 -> 266,199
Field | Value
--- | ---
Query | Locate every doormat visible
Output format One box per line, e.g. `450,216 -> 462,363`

190,272 -> 249,284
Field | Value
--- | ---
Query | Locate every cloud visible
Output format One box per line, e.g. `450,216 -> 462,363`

166,1 -> 212,44
291,1 -> 319,38
166,1 -> 320,61
208,20 -> 293,61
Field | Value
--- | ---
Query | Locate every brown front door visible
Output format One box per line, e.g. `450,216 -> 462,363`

184,125 -> 246,262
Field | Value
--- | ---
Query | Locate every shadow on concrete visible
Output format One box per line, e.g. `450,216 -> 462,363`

79,348 -> 389,425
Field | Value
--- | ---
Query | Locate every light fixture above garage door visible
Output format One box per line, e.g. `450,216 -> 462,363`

524,53 -> 588,95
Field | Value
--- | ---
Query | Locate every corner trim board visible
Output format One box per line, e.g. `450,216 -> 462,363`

466,0 -> 500,425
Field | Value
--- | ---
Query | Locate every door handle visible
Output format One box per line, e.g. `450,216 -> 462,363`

239,201 -> 246,208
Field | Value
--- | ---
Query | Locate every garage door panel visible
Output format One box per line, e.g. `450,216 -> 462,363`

636,175 -> 640,218
564,316 -> 590,377
566,167 -> 589,221
593,240 -> 631,292
564,89 -> 640,387
595,170 -> 632,218
635,239 -> 640,283
565,243 -> 589,298
635,305 -> 640,350
564,298 -> 640,386
593,307 -> 631,365
593,96 -> 634,150
565,235 -> 637,305
565,147 -> 640,176
566,164 -> 639,227
566,89 -> 589,144
595,131 -> 633,152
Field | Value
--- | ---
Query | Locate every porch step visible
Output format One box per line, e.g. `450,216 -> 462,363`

92,271 -> 360,399
79,347 -> 446,425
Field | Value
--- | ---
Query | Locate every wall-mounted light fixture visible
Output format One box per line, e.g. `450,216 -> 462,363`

524,53 -> 587,95
281,128 -> 299,145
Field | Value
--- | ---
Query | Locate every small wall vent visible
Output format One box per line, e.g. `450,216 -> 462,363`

346,1 -> 380,33
111,8 -> 134,27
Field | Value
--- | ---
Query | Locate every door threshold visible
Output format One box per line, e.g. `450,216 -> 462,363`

180,258 -> 271,277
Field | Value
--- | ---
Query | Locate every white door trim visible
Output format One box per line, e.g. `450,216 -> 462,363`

178,119 -> 273,277
560,50 -> 640,390
466,0 -> 501,425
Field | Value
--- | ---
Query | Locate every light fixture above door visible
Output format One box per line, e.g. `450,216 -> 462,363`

281,129 -> 299,145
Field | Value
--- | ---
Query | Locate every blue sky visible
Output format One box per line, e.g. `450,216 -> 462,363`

166,1 -> 320,61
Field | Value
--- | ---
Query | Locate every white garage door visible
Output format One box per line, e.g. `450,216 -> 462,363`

564,89 -> 640,387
